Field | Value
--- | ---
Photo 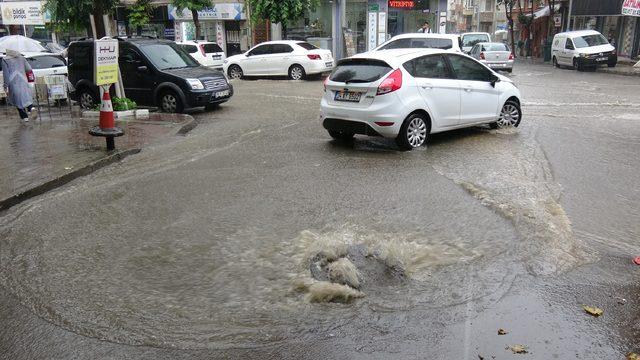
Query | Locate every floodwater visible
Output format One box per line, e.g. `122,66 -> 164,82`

1,67 -> 639,355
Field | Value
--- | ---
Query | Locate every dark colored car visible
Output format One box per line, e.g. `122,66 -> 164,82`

67,37 -> 233,112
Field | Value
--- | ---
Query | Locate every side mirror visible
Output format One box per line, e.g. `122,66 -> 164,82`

137,65 -> 148,72
489,74 -> 500,87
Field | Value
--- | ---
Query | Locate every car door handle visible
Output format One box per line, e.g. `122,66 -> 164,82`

421,83 -> 434,89
464,87 -> 472,92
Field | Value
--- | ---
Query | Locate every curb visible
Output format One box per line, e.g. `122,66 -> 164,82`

0,148 -> 141,213
177,115 -> 198,136
596,68 -> 640,77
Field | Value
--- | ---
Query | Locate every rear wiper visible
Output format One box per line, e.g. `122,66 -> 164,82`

344,79 -> 372,84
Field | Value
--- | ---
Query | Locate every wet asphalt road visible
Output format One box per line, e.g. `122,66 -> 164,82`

1,62 -> 640,359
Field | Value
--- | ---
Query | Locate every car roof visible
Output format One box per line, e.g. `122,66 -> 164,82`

554,30 -> 601,38
475,42 -> 507,46
177,40 -> 217,44
350,48 -> 449,67
388,33 -> 460,40
256,40 -> 307,45
462,32 -> 491,36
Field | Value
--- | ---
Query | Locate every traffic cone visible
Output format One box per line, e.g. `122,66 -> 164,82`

99,90 -> 115,130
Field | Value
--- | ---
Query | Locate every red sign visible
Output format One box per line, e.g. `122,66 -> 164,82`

389,0 -> 415,9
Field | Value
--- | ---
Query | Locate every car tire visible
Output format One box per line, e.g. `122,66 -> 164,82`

159,90 -> 184,113
228,65 -> 243,80
573,58 -> 584,71
490,99 -> 522,129
608,62 -> 617,68
328,130 -> 354,141
506,68 -> 513,73
205,103 -> 220,111
552,56 -> 559,68
395,113 -> 429,151
78,87 -> 98,110
288,64 -> 306,80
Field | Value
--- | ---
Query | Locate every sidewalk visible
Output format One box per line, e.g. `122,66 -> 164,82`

515,57 -> 640,76
0,105 -> 195,210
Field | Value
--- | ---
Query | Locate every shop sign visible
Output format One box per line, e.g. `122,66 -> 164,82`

94,39 -> 119,86
369,4 -> 380,12
622,0 -> 640,17
168,3 -> 246,21
368,12 -> 377,50
553,14 -> 562,27
0,1 -> 50,25
389,1 -> 415,9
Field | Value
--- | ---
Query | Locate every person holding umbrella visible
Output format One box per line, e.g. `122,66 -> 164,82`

2,48 -> 37,122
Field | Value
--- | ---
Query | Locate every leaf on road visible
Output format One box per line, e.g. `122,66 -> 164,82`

507,345 -> 528,354
582,305 -> 604,317
498,328 -> 508,335
627,352 -> 640,360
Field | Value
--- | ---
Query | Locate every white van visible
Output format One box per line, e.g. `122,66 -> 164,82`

551,30 -> 617,71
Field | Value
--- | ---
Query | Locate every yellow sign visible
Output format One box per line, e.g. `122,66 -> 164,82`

94,39 -> 119,86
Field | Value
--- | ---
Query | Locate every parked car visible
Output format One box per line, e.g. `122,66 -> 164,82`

551,30 -> 617,71
68,37 -> 233,113
223,40 -> 334,80
320,49 -> 522,151
373,34 -> 463,52
469,42 -> 514,73
177,40 -> 225,69
461,32 -> 492,53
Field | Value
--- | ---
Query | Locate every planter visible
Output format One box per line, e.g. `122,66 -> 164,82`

82,109 -> 149,119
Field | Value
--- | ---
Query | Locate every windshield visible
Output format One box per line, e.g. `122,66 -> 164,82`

573,34 -> 609,48
485,43 -> 509,51
379,38 -> 453,50
27,55 -> 66,69
139,43 -> 199,70
462,34 -> 490,47
330,59 -> 392,83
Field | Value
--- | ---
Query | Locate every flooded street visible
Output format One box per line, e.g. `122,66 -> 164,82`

1,63 -> 640,359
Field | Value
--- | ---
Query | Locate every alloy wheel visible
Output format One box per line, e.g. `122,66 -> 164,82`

497,103 -> 520,127
229,66 -> 242,79
80,92 -> 95,109
290,66 -> 303,80
407,117 -> 427,147
162,94 -> 178,113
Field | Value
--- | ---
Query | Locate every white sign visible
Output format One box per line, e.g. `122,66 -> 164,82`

169,3 -> 245,21
0,1 -> 49,25
622,0 -> 640,17
368,12 -> 377,50
94,39 -> 119,86
378,12 -> 387,33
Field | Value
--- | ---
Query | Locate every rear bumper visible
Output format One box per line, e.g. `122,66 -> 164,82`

305,60 -> 335,75
481,60 -> 514,69
319,96 -> 404,138
323,118 -> 383,137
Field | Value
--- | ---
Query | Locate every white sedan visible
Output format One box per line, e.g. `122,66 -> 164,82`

223,40 -> 334,80
320,49 -> 522,151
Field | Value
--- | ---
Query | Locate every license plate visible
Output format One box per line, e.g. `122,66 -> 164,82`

325,61 -> 333,68
215,90 -> 230,98
596,57 -> 607,62
489,63 -> 505,67
334,91 -> 362,102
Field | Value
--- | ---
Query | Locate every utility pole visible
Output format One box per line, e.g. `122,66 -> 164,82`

566,0 -> 573,31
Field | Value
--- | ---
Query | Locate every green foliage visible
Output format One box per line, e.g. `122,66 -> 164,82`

128,0 -> 155,29
171,0 -> 211,14
45,0 -> 119,33
247,0 -> 321,26
518,13 -> 533,27
113,97 -> 138,111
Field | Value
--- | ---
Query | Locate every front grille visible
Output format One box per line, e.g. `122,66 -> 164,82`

203,79 -> 227,90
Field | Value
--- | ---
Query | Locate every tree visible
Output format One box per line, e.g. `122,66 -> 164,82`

247,0 -> 320,26
497,0 -> 517,58
128,0 -> 155,36
171,0 -> 211,40
45,0 -> 119,38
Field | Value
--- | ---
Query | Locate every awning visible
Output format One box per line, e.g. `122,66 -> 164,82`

526,4 -> 562,18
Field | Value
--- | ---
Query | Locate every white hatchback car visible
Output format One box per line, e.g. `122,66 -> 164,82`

223,40 -> 334,80
177,41 -> 226,69
373,33 -> 463,53
320,49 -> 522,150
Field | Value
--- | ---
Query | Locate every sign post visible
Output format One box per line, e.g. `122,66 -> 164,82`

89,39 -> 124,151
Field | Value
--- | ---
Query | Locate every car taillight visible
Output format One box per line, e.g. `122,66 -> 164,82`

479,52 -> 485,60
307,54 -> 321,60
199,44 -> 206,57
376,69 -> 402,96
26,70 -> 35,83
323,76 -> 329,92
508,53 -> 514,60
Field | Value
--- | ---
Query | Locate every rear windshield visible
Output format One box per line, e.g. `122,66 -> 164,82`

203,43 -> 223,53
379,37 -> 453,50
140,43 -> 199,70
484,43 -> 509,51
462,34 -> 490,47
179,44 -> 198,53
297,42 -> 318,50
330,59 -> 392,83
27,55 -> 66,69
573,34 -> 609,48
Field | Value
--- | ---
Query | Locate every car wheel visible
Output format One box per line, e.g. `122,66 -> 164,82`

506,68 -> 513,73
289,64 -> 306,80
396,113 -> 429,151
491,100 -> 522,129
228,65 -> 243,79
608,62 -> 617,68
552,56 -> 559,68
205,103 -> 220,111
328,130 -> 354,141
78,88 -> 98,109
573,58 -> 584,71
159,90 -> 184,113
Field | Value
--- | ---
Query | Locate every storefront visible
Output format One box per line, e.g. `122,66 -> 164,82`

115,6 -> 174,40
169,3 -> 249,56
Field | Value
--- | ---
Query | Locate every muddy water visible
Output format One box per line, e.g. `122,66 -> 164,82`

0,90 -> 589,349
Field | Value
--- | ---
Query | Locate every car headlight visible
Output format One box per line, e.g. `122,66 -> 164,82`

186,78 -> 204,90
579,53 -> 588,58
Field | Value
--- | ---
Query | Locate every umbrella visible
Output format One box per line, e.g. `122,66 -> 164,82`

0,35 -> 46,53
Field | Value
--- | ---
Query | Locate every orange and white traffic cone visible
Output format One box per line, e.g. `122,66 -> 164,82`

89,86 -> 123,151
